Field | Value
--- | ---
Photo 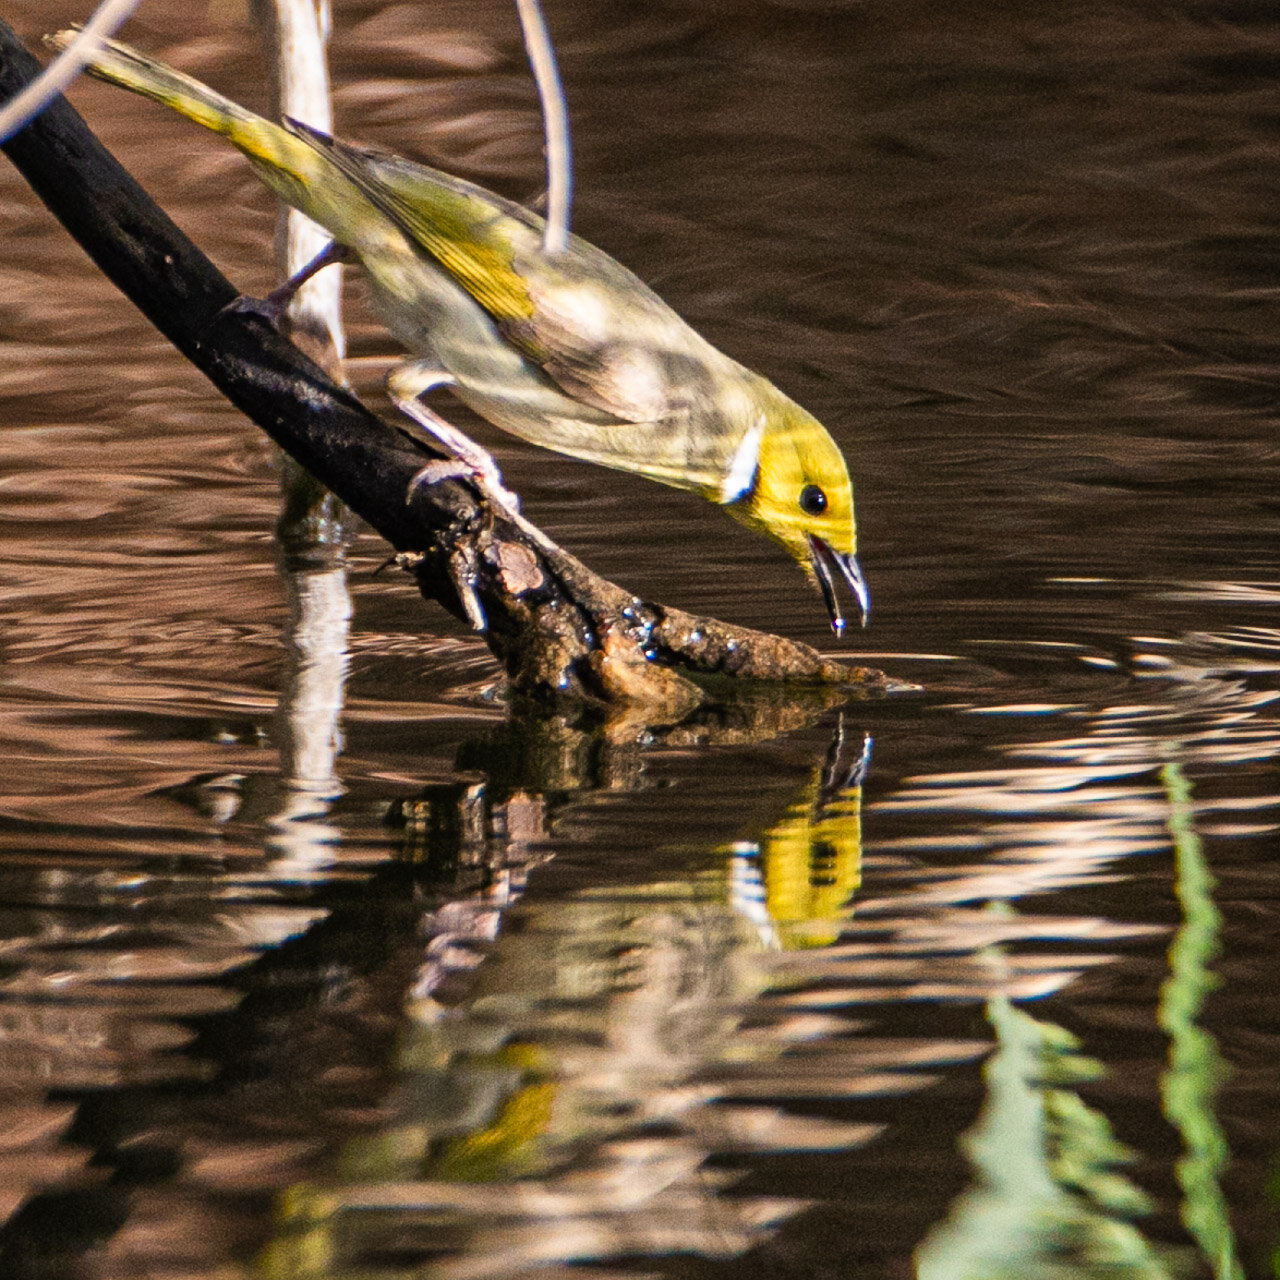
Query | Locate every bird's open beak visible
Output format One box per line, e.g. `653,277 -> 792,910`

808,535 -> 870,635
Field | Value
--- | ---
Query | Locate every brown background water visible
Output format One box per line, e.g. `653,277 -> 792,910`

1,0 -> 1280,1276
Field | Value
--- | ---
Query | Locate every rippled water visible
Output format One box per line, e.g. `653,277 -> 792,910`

2,0 -> 1280,1276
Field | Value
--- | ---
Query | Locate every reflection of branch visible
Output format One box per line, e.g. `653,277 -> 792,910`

0,21 -> 889,709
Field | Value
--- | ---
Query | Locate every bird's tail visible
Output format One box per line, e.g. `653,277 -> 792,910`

44,30 -> 318,195
48,29 -> 264,132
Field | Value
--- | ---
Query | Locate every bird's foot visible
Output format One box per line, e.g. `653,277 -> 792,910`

405,456 -> 523,520
217,241 -> 352,327
220,290 -> 290,326
388,372 -> 523,517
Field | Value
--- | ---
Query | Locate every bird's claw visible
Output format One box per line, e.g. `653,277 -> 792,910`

218,291 -> 290,326
406,458 -> 522,519
218,241 -> 351,327
406,459 -> 469,495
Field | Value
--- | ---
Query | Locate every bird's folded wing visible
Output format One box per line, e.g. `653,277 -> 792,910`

284,118 -> 691,426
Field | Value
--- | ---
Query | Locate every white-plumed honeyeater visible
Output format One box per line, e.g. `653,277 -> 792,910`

49,30 -> 869,632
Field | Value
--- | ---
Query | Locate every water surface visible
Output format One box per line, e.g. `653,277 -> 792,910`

1,1 -> 1280,1276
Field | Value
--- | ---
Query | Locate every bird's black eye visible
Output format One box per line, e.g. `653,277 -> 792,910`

799,485 -> 828,516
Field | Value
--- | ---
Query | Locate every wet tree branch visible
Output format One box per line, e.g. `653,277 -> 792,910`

0,18 -> 890,709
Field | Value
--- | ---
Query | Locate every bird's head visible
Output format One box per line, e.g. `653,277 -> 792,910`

721,400 -> 869,635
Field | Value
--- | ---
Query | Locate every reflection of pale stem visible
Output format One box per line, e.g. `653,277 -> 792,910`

267,789 -> 343,872
1158,760 -> 1243,1280
267,565 -> 348,869
0,0 -> 141,142
514,0 -> 572,254
276,565 -> 350,795
269,0 -> 345,362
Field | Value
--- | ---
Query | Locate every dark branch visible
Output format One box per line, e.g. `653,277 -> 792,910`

0,18 -> 891,708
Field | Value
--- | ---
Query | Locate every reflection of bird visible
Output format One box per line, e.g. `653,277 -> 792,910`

50,31 -> 869,632
731,727 -> 869,950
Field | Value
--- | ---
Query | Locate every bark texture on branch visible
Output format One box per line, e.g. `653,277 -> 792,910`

0,18 -> 892,709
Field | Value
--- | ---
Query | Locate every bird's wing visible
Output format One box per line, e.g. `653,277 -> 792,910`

284,120 -> 701,424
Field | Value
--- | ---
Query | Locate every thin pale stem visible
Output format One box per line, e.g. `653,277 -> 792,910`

265,0 -> 345,363
0,0 -> 141,142
514,0 -> 572,254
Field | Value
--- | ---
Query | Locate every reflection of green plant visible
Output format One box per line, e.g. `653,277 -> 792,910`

1269,1162 -> 1280,1279
916,987 -> 1173,1280
917,758 -> 1247,1280
1159,761 -> 1243,1280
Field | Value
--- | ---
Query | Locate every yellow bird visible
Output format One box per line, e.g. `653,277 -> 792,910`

50,31 -> 869,632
